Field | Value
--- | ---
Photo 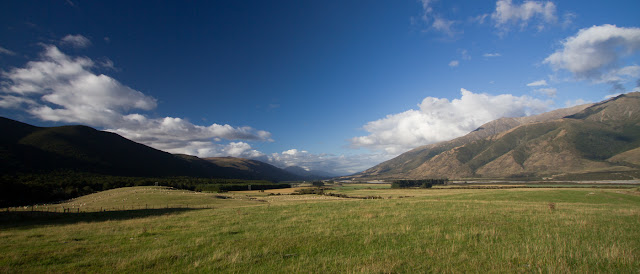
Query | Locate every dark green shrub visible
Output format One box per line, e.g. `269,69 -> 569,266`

391,179 -> 447,189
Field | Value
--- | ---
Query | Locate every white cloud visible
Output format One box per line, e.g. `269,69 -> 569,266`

265,149 -> 390,176
491,0 -> 557,31
448,50 -> 469,67
151,140 -> 265,159
0,46 -> 16,56
0,95 -> 37,109
527,79 -> 548,87
600,65 -> 640,84
415,0 -> 459,37
107,116 -> 272,148
0,45 -> 273,159
534,87 -> 557,97
1,45 -> 156,126
60,34 -> 92,48
527,80 -> 555,97
99,58 -> 117,70
565,98 -> 589,107
561,12 -> 576,29
350,89 -> 551,155
483,53 -> 501,58
471,14 -> 489,24
419,0 -> 434,14
222,142 -> 264,158
459,49 -> 470,60
432,16 -> 457,37
543,24 -> 640,83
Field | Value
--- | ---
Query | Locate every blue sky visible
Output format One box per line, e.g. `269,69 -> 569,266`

1,0 -> 639,175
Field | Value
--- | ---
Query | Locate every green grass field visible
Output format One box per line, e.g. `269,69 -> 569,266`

1,185 -> 639,272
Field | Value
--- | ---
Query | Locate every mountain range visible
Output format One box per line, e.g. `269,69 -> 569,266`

3,92 -> 639,183
0,117 -> 306,182
283,166 -> 337,180
346,92 -> 640,181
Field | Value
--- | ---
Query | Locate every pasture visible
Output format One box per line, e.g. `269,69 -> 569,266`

1,184 -> 639,272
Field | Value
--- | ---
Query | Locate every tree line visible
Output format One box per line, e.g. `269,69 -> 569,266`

391,179 -> 448,189
0,171 -> 288,207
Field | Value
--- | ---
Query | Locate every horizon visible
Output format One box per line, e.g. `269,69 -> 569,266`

1,0 -> 639,175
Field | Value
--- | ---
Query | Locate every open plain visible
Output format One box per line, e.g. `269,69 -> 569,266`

1,184 -> 639,272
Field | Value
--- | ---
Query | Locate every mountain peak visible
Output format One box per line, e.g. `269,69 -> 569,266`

347,93 -> 640,180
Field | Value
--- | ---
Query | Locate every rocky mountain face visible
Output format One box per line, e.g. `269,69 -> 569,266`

349,93 -> 640,180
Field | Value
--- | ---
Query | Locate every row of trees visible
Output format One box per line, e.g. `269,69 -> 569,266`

391,179 -> 449,189
0,171 -> 284,207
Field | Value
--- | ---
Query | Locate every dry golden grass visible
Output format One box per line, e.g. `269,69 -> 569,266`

1,185 -> 639,272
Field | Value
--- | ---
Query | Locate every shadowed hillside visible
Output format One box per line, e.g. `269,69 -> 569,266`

0,118 -> 304,206
0,117 -> 300,181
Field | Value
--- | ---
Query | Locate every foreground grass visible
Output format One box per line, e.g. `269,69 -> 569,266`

1,186 -> 639,272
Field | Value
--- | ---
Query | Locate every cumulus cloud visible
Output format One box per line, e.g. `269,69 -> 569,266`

0,46 -> 16,56
148,140 -> 265,159
543,24 -> 640,84
106,116 -> 272,155
527,79 -> 547,86
0,95 -> 37,109
448,60 -> 459,67
350,89 -> 551,155
60,34 -> 92,48
1,45 -> 157,126
491,0 -> 557,31
0,43 -> 273,159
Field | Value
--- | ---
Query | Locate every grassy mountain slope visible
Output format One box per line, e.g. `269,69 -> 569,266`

351,93 -> 640,180
0,117 -> 300,181
351,104 -> 593,179
204,157 -> 301,181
